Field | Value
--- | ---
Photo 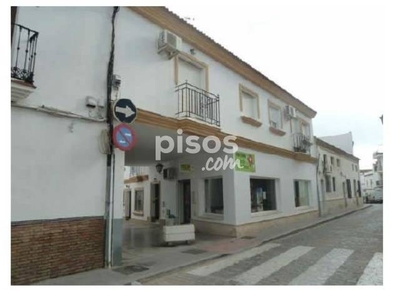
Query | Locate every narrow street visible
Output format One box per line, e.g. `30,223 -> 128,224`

141,204 -> 383,285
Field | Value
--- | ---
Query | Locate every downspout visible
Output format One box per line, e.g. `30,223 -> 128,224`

316,152 -> 322,217
105,6 -> 119,268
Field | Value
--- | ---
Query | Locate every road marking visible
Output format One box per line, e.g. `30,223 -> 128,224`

357,252 -> 383,285
187,243 -> 280,277
289,248 -> 354,285
233,246 -> 313,285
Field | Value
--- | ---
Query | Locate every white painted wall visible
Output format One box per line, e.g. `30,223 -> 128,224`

319,132 -> 354,155
112,8 -> 316,154
316,144 -> 360,203
11,109 -> 107,221
12,7 -> 112,221
233,147 -> 318,225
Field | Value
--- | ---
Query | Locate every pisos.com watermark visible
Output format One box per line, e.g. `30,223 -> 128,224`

155,129 -> 244,171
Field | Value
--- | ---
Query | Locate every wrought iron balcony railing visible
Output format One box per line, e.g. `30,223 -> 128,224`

293,132 -> 312,153
11,23 -> 39,84
175,82 -> 220,127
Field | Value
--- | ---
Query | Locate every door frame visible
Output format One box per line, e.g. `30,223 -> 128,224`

178,179 -> 191,224
150,182 -> 161,222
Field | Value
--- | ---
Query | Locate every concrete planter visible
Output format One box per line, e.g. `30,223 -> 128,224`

163,224 -> 195,245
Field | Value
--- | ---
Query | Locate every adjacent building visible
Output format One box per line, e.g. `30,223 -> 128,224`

359,147 -> 383,202
314,134 -> 362,215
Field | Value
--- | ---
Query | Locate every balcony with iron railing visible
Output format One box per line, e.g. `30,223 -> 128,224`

11,23 -> 39,84
11,23 -> 39,102
175,81 -> 220,127
293,132 -> 312,154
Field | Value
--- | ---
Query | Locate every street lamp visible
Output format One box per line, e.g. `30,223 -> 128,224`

155,163 -> 164,174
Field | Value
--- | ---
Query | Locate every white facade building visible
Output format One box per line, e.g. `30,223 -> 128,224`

315,135 -> 362,215
11,6 -> 326,284
359,148 -> 383,202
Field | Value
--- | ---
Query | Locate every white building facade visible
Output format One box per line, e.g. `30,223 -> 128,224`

315,136 -> 362,215
359,149 -> 383,202
11,7 -> 320,284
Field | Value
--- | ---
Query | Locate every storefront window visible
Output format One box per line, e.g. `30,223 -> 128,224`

250,178 -> 277,213
294,180 -> 310,207
205,178 -> 224,214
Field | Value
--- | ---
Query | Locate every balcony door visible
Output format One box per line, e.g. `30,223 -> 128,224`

178,57 -> 205,89
177,57 -> 209,122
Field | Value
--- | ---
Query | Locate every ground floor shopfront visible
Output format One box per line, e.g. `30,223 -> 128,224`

124,145 -> 319,238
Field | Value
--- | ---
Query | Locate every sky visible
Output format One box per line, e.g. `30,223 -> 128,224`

168,3 -> 384,170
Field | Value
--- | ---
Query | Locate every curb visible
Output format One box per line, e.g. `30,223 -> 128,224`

132,253 -> 226,285
258,204 -> 372,246
133,204 -> 372,285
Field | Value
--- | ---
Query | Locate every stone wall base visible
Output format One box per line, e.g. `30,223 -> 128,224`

322,197 -> 363,215
193,210 -> 319,238
11,216 -> 105,285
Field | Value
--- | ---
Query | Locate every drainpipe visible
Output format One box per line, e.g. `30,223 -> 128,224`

315,152 -> 322,217
104,6 -> 119,268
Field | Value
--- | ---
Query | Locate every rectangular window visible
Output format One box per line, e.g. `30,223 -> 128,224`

353,180 -> 357,197
250,178 -> 277,212
205,178 -> 224,214
330,157 -> 335,166
294,180 -> 310,207
268,104 -> 282,129
337,158 -> 340,167
352,164 -> 354,171
177,55 -> 207,89
134,189 -> 144,212
300,121 -> 311,138
346,179 -> 352,198
332,177 -> 336,192
240,85 -> 259,120
325,176 -> 332,193
355,165 -> 358,171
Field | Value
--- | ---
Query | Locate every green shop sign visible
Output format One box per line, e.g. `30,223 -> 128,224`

180,163 -> 193,172
235,152 -> 256,172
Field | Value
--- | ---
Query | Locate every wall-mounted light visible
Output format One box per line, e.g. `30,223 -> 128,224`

190,48 -> 196,55
156,163 -> 164,174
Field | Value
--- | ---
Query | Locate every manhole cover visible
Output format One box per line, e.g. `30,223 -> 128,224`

113,265 -> 149,275
182,248 -> 208,255
241,236 -> 255,239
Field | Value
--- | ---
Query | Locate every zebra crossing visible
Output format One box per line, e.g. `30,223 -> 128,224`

185,243 -> 383,285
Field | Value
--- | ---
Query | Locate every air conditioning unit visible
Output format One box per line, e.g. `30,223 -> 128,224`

163,167 -> 177,180
158,29 -> 182,59
285,105 -> 297,119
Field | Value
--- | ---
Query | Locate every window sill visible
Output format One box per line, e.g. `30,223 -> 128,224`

251,210 -> 279,218
133,211 -> 144,216
200,213 -> 224,220
241,116 -> 262,127
294,205 -> 312,211
269,126 -> 286,136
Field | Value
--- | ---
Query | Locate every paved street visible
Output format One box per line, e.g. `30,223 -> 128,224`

141,204 -> 383,285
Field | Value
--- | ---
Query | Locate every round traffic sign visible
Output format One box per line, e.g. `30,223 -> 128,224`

112,124 -> 137,151
113,98 -> 137,124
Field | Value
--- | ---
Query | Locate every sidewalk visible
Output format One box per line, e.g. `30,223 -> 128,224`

36,204 -> 371,285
